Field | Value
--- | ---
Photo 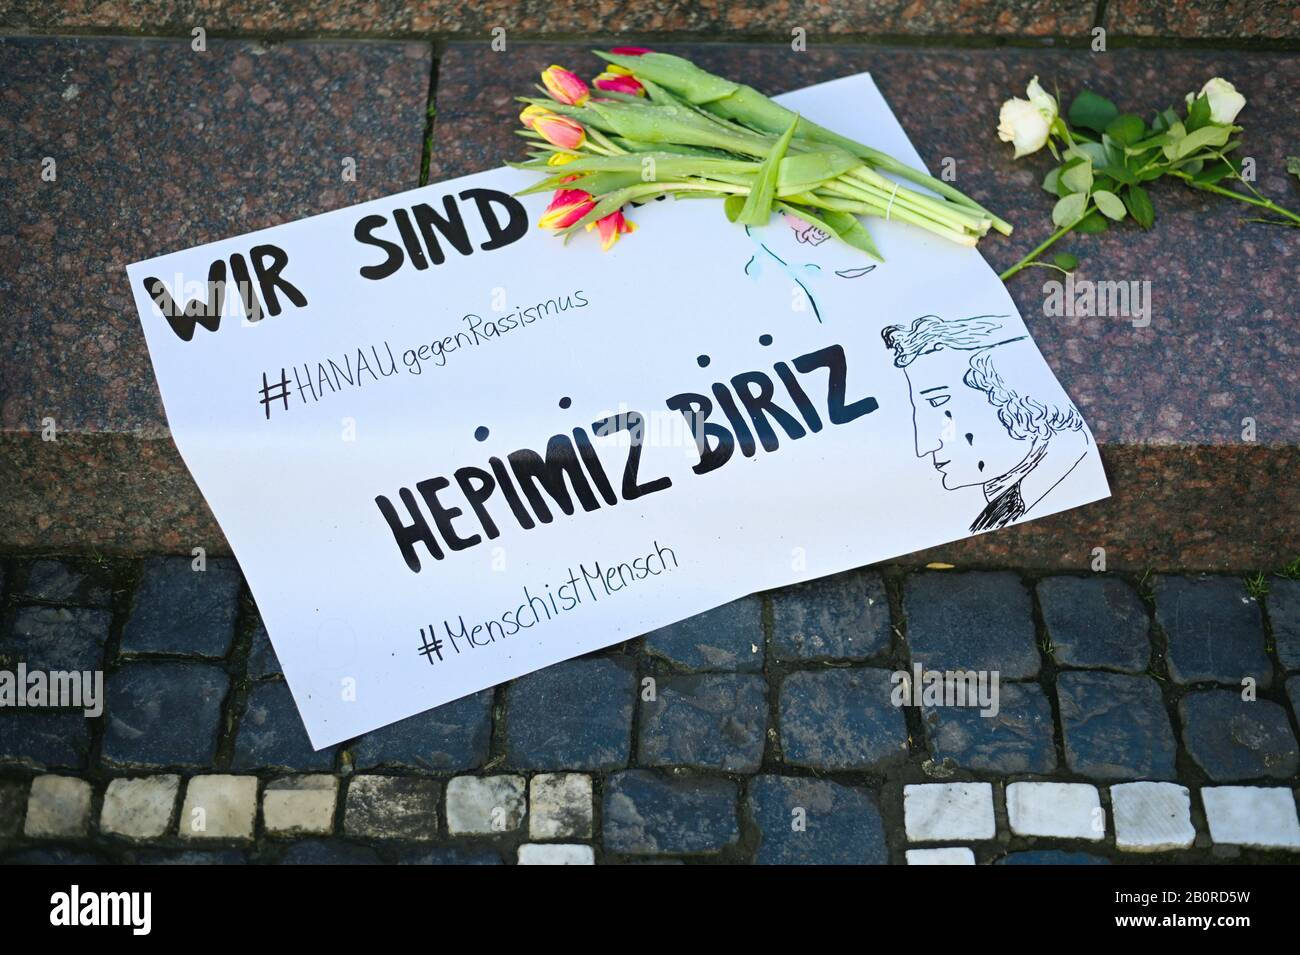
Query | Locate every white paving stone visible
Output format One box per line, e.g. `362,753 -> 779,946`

263,775 -> 338,836
1006,782 -> 1104,840
1111,782 -> 1195,852
518,843 -> 595,865
1201,787 -> 1300,850
100,775 -> 180,840
446,775 -> 525,835
179,775 -> 258,840
529,773 -> 593,839
906,847 -> 976,865
24,775 -> 93,838
903,782 -> 995,841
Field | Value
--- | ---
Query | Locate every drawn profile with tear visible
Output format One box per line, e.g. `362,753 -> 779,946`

881,314 -> 1093,533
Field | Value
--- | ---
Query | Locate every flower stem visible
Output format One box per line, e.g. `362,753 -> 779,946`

1172,172 -> 1300,226
999,203 -> 1095,281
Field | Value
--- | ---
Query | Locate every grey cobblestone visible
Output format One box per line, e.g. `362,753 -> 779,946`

1155,575 -> 1271,687
343,775 -> 440,840
232,680 -> 336,772
398,845 -> 503,864
924,681 -> 1056,774
638,673 -> 768,771
279,839 -> 382,864
120,556 -> 242,658
1037,576 -> 1149,672
644,597 -> 763,672
0,779 -> 28,837
349,689 -> 492,772
0,712 -> 92,770
20,560 -> 111,607
603,770 -> 738,855
504,655 -> 636,770
245,618 -> 283,680
779,668 -> 908,771
1000,850 -> 1110,865
1179,690 -> 1299,781
1057,672 -> 1178,780
747,775 -> 887,864
102,661 -> 229,769
769,570 -> 891,662
4,605 -> 111,672
904,571 -> 1039,678
131,848 -> 247,864
3,847 -> 109,865
1268,578 -> 1300,671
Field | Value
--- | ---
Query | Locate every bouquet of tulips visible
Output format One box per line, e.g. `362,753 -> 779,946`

514,48 -> 1012,257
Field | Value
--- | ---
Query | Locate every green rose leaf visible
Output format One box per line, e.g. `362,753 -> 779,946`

1053,252 -> 1079,270
1186,94 -> 1212,131
1287,156 -> 1300,181
1074,210 -> 1110,234
1172,123 -> 1233,160
1060,157 -> 1094,194
1124,184 -> 1155,229
1042,167 -> 1065,196
1191,157 -> 1238,183
1093,189 -> 1127,221
1068,90 -> 1120,134
1103,162 -> 1139,186
1052,191 -> 1088,227
1106,114 -> 1146,146
1068,142 -> 1109,167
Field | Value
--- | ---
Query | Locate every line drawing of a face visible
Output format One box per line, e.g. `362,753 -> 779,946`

881,314 -> 1090,533
902,342 -> 1036,489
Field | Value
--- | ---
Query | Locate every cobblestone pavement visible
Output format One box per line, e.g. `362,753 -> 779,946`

2,556 -> 1299,864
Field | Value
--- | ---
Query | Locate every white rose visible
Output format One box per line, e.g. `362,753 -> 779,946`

999,99 -> 1051,158
1026,76 -> 1058,120
998,75 -> 1058,159
1199,77 -> 1245,124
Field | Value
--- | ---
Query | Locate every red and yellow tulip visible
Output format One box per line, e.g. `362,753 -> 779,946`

519,105 -> 587,150
593,70 -> 645,97
586,210 -> 637,251
540,65 -> 589,106
538,188 -> 597,232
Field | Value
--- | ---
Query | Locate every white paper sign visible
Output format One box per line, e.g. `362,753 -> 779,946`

127,74 -> 1109,747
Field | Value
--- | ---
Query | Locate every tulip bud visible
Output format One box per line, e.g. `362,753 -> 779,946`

593,71 -> 646,97
538,188 -> 596,232
1199,77 -> 1246,124
586,209 -> 637,250
520,105 -> 587,150
541,65 -> 590,106
609,46 -> 653,56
